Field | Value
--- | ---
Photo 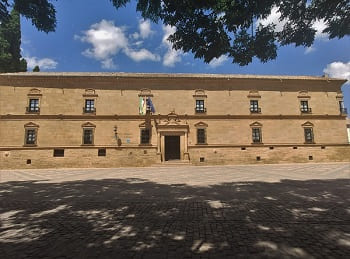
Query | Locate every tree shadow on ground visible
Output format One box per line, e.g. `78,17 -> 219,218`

0,177 -> 349,258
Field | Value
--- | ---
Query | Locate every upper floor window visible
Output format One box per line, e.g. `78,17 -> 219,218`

339,101 -> 347,114
304,128 -> 314,143
300,101 -> 311,113
84,99 -> 95,113
195,100 -> 206,113
197,128 -> 206,144
250,100 -> 261,113
27,98 -> 40,113
252,128 -> 262,143
140,129 -> 150,144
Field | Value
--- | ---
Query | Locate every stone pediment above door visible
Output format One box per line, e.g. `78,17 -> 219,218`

157,111 -> 189,131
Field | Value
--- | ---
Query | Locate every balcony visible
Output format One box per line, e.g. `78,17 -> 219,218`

340,108 -> 348,114
300,108 -> 312,113
83,107 -> 96,113
250,107 -> 261,113
26,107 -> 40,113
195,107 -> 206,114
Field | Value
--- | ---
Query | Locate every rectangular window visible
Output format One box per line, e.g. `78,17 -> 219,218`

304,128 -> 314,143
195,100 -> 206,113
84,99 -> 95,113
252,128 -> 262,143
98,148 -> 106,156
25,129 -> 36,145
300,101 -> 311,113
53,149 -> 64,157
140,129 -> 150,144
197,128 -> 206,144
83,129 -> 94,145
27,99 -> 39,112
250,100 -> 260,113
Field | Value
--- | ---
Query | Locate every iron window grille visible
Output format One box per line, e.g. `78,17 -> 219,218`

252,128 -> 262,143
197,128 -> 206,144
25,129 -> 36,145
83,129 -> 94,145
250,100 -> 261,113
84,99 -> 95,113
27,99 -> 40,113
195,100 -> 206,113
300,101 -> 312,113
140,129 -> 150,144
304,128 -> 314,143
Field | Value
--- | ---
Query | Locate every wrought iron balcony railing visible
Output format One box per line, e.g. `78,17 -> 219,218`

250,107 -> 261,113
83,107 -> 96,113
26,107 -> 40,113
300,108 -> 312,113
195,107 -> 207,113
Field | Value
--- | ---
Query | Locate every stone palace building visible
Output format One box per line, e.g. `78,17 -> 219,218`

0,72 -> 349,169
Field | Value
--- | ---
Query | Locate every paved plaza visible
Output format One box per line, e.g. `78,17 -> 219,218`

0,163 -> 349,258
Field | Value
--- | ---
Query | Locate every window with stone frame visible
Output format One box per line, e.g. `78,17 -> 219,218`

195,100 -> 206,113
84,99 -> 95,113
300,100 -> 311,113
83,128 -> 94,145
25,129 -> 37,145
27,98 -> 40,113
304,128 -> 314,143
250,100 -> 261,113
197,128 -> 206,144
252,128 -> 262,143
140,129 -> 150,144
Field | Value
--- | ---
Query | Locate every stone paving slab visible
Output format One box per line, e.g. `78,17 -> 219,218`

0,163 -> 349,258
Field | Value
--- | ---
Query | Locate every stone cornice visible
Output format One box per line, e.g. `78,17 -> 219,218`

0,114 -> 347,120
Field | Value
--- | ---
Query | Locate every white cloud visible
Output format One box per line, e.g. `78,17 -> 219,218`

124,48 -> 160,62
304,46 -> 315,54
101,58 -> 117,69
25,56 -> 58,70
257,6 -> 329,40
78,20 -> 128,61
323,61 -> 350,82
132,19 -> 154,40
162,25 -> 182,67
76,19 -> 160,69
208,56 -> 228,68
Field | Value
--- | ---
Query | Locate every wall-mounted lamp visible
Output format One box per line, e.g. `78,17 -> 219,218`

114,126 -> 118,139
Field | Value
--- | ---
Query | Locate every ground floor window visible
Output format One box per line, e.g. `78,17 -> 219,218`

252,128 -> 262,143
140,129 -> 150,144
304,128 -> 314,143
25,129 -> 37,145
83,128 -> 94,145
197,128 -> 206,144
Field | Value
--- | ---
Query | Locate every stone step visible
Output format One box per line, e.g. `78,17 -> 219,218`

152,160 -> 191,167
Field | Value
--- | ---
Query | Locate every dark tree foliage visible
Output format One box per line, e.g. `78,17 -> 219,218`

0,0 -> 56,33
0,9 -> 27,72
1,0 -> 348,66
33,65 -> 40,72
111,0 -> 350,65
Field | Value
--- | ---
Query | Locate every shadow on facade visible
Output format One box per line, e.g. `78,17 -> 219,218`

0,178 -> 349,258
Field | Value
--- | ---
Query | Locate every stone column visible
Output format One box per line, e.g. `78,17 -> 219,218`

184,131 -> 189,161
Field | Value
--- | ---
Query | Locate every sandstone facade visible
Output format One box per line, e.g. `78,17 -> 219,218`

0,72 -> 349,169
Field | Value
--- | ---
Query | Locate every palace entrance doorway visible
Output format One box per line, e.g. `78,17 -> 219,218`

164,136 -> 180,161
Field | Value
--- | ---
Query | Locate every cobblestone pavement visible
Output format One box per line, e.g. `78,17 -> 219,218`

0,163 -> 349,258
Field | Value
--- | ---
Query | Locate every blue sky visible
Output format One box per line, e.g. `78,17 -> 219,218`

20,0 -> 350,110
